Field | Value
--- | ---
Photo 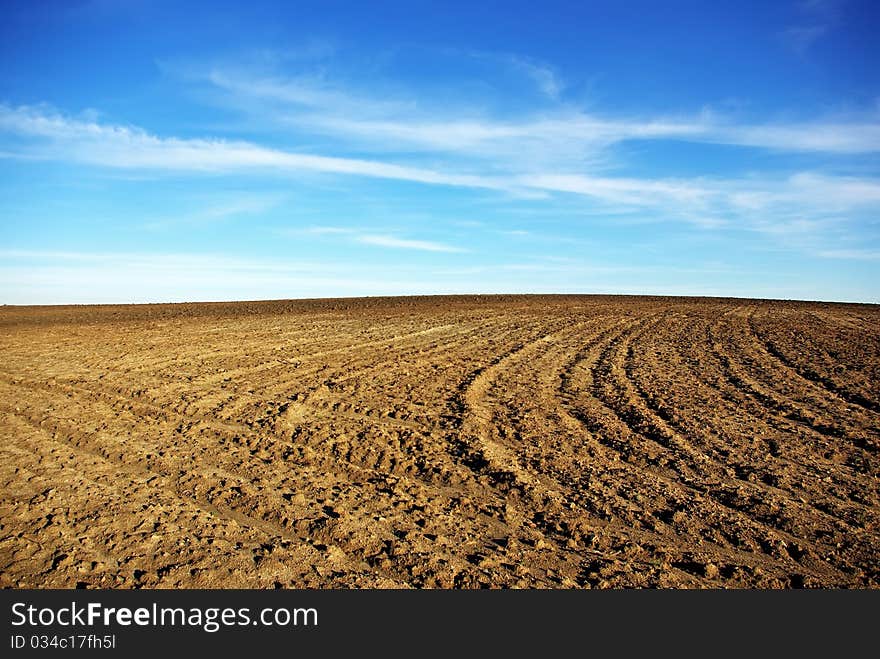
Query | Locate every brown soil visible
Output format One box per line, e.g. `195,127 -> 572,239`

1,295 -> 878,588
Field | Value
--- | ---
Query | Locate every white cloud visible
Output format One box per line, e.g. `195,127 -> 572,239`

712,121 -> 880,153
787,172 -> 880,206
0,249 -> 325,272
2,104 -> 879,240
277,227 -> 466,252
782,25 -> 827,55
305,113 -> 880,156
520,173 -> 710,206
300,226 -> 353,235
356,234 -> 466,252
817,249 -> 880,260
782,0 -> 843,55
520,171 -> 880,231
0,104 -> 514,192
193,69 -> 880,156
205,69 -> 409,117
142,195 -> 283,229
505,55 -> 564,99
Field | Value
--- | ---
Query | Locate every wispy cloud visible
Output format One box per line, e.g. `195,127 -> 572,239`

817,248 -> 880,260
143,195 -> 283,230
279,226 -> 465,252
356,234 -> 466,252
782,0 -> 842,55
711,120 -> 880,153
782,25 -> 828,55
310,112 -> 880,156
504,54 -> 564,99
198,196 -> 281,219
519,173 -> 710,206
0,103 -> 513,192
2,104 -> 879,242
299,225 -> 352,235
203,69 -> 409,117
191,68 -> 880,156
520,170 -> 880,232
0,249 -> 325,272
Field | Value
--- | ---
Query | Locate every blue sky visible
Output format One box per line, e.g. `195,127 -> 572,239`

1,0 -> 879,304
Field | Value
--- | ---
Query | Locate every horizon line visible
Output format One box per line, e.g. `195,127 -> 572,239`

2,291 -> 877,309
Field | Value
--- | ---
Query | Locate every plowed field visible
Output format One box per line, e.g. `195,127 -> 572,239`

1,295 -> 878,588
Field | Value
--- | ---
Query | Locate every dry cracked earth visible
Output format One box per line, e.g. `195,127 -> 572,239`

1,295 -> 878,589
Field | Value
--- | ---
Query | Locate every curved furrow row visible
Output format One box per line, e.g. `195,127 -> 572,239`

619,309 -> 879,577
25,315 -> 501,443
68,314 -> 485,414
652,307 -> 869,481
113,314 -> 404,376
452,310 -> 847,585
225,316 -> 524,430
439,315 -> 670,586
188,314 -> 520,425
732,308 -> 879,438
447,325 -> 572,496
701,310 -> 879,488
501,319 -> 771,586
590,313 -> 722,478
554,315 -> 854,585
747,307 -> 880,415
782,308 -> 880,382
188,320 -> 472,389
706,310 -> 859,442
645,312 -> 877,519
